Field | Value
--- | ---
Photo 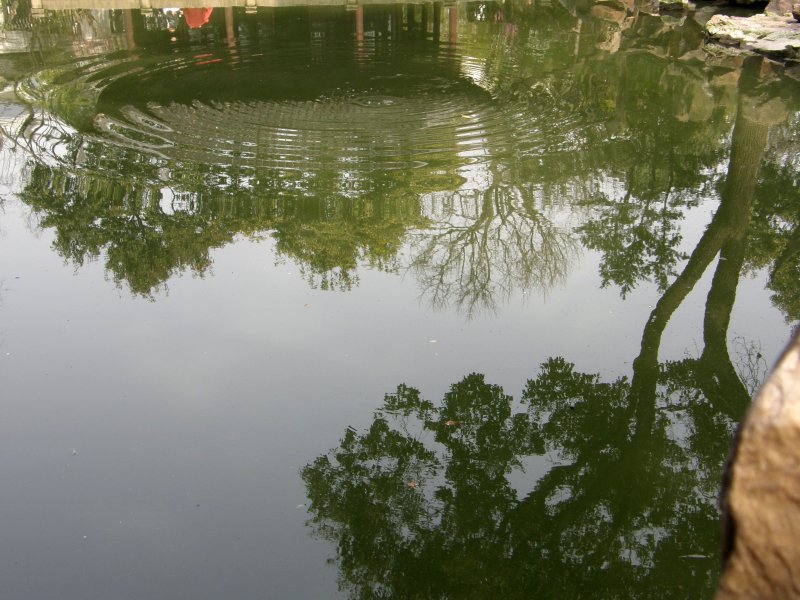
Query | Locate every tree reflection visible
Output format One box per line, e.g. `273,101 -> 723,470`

571,55 -> 732,297
19,166 -> 225,295
575,53 -> 798,321
301,119 -> 776,588
303,355 -> 738,598
745,108 -> 800,322
19,163 -> 426,295
268,193 -> 427,291
9,2 -> 800,316
410,180 -> 578,316
301,58 -> 798,594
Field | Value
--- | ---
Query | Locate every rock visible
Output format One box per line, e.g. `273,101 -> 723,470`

616,0 -> 638,11
590,3 -> 628,23
739,92 -> 788,125
660,0 -> 690,11
595,27 -> 623,52
709,70 -> 740,110
765,0 -> 794,15
678,48 -> 709,62
705,13 -> 800,59
793,3 -> 800,20
710,70 -> 740,88
717,330 -> 800,600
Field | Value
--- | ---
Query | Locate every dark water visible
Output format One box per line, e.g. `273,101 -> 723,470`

0,1 -> 798,597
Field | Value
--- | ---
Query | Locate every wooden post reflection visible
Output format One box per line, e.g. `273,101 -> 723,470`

392,5 -> 403,39
433,2 -> 442,41
224,7 -> 235,47
421,4 -> 428,37
124,9 -> 136,50
355,5 -> 364,52
449,5 -> 457,45
406,4 -> 415,31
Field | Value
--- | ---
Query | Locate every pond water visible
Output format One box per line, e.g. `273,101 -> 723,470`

0,0 -> 799,597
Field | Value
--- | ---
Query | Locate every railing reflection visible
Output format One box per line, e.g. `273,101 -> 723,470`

3,0 -> 469,57
23,0 -> 465,17
47,4 -> 457,49
26,0 -> 448,10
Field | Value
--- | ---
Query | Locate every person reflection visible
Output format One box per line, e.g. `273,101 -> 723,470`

183,7 -> 213,29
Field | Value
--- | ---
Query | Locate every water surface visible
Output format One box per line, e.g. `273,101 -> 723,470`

0,1 -> 799,597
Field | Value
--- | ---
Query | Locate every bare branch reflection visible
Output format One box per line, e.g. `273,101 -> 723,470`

410,175 -> 578,317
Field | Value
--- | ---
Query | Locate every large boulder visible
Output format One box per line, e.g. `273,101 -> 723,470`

717,330 -> 800,599
765,0 -> 794,15
706,13 -> 800,59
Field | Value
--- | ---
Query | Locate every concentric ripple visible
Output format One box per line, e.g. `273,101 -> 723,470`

19,38 -> 589,195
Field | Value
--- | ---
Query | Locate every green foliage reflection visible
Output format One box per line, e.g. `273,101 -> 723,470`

303,354 -> 736,599
20,163 -> 426,295
9,1 -> 800,319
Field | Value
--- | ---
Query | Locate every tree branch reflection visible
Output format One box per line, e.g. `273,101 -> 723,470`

410,178 -> 578,317
8,2 -> 800,319
303,175 -> 772,591
303,351 -> 741,597
302,59 -> 797,594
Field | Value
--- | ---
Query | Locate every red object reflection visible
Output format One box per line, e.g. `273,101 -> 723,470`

184,7 -> 213,29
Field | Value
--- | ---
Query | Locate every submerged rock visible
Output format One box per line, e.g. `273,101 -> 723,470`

705,13 -> 800,59
717,330 -> 800,599
659,0 -> 691,12
765,0 -> 794,16
590,2 -> 629,23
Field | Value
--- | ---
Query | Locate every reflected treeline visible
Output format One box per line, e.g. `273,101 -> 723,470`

304,361 -> 736,597
302,50 -> 799,585
579,60 -> 798,315
302,359 -> 739,598
301,141 -> 779,594
745,106 -> 800,322
19,163 -> 426,293
5,0 -> 800,313
478,5 -> 740,297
